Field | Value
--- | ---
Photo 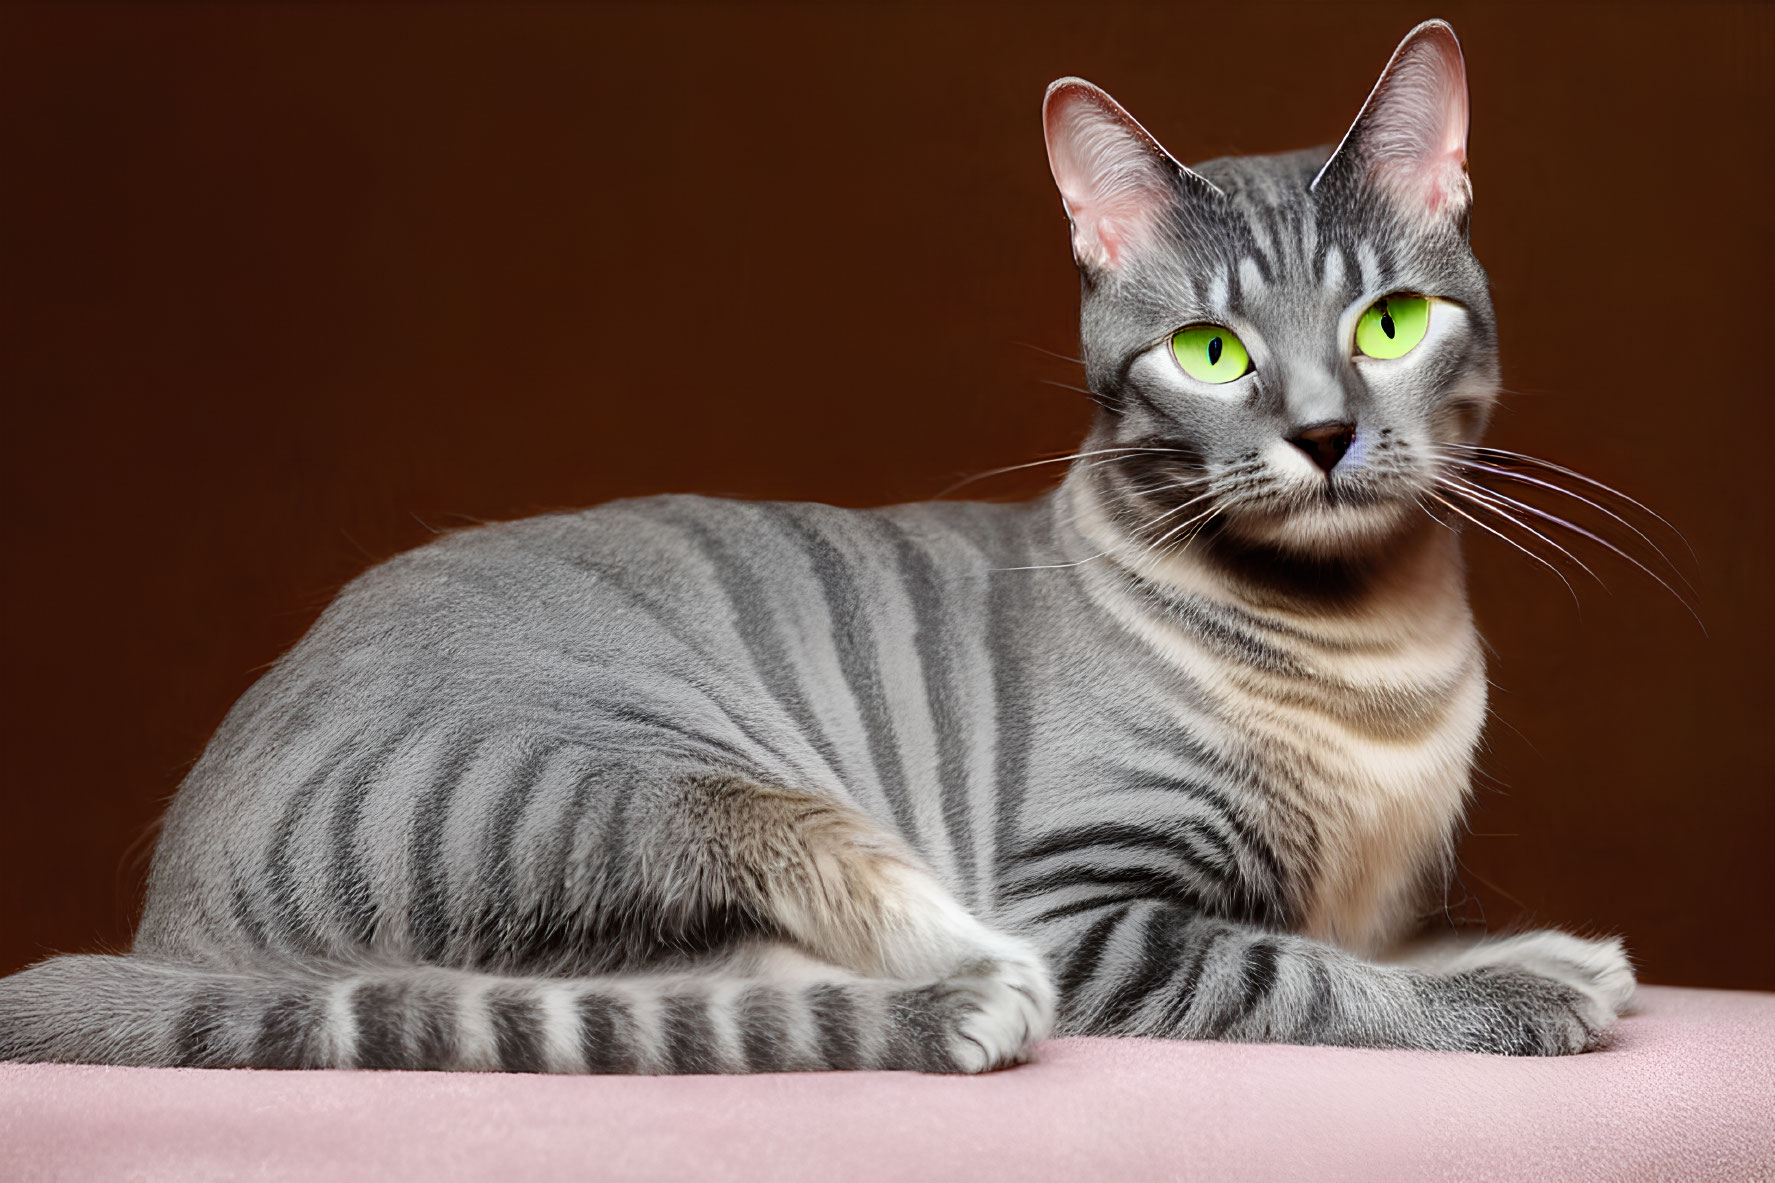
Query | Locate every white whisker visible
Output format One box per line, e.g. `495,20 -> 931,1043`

1423,488 -> 1582,606
1441,453 -> 1693,590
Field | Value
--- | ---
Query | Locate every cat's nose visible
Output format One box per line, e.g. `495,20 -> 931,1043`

1287,421 -> 1356,473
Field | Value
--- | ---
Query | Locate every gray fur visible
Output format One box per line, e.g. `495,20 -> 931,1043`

0,20 -> 1633,1073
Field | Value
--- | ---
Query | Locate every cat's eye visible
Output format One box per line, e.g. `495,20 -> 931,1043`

1170,325 -> 1252,384
1354,294 -> 1431,359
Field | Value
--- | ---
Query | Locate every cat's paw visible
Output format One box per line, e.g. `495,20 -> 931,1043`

1416,930 -> 1635,1054
938,938 -> 1055,1074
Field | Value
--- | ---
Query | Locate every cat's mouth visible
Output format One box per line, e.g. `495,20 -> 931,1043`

1210,446 -> 1430,556
1221,487 -> 1421,555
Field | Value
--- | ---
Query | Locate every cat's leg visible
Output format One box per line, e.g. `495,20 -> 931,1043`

627,773 -> 1055,1071
1386,928 -> 1637,1014
1,769 -> 1056,1074
1026,900 -> 1633,1054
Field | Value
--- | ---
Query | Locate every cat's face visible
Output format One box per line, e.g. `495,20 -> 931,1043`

1046,21 -> 1498,559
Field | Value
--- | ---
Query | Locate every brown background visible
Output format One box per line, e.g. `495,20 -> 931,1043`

2,3 -> 1770,990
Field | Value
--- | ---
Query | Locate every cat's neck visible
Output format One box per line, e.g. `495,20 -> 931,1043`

1050,466 -> 1473,643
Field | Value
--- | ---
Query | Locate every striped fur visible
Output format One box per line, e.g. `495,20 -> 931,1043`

0,21 -> 1634,1072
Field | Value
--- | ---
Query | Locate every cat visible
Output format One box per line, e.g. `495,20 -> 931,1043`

0,19 -> 1635,1074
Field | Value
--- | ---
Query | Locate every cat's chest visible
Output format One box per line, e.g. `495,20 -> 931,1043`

1096,588 -> 1487,956
1222,650 -> 1487,955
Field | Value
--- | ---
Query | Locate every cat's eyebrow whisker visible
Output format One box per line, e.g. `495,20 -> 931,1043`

1422,488 -> 1583,607
1441,454 -> 1694,592
1438,478 -> 1605,589
1442,443 -> 1697,560
1443,472 -> 1706,631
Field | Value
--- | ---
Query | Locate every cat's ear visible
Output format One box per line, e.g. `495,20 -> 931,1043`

1043,79 -> 1214,272
1312,20 -> 1471,222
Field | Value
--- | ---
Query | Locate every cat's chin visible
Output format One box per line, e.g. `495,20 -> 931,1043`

1218,497 -> 1421,560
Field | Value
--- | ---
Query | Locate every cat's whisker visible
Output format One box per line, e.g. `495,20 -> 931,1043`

991,551 -> 1115,573
1421,489 -> 1583,607
1437,478 -> 1605,589
1442,443 -> 1697,560
936,446 -> 1191,498
1039,378 -> 1116,412
1442,455 -> 1694,592
1443,473 -> 1705,630
1013,341 -> 1085,366
1130,492 -> 1240,567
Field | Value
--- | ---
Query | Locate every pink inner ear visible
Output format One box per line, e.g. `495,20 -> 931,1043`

1383,38 -> 1471,214
1321,22 -> 1472,219
1044,84 -> 1174,270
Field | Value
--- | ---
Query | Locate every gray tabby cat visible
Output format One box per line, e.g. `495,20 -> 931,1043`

0,20 -> 1634,1074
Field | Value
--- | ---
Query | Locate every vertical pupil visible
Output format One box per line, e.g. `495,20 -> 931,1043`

1376,298 -> 1396,340
1207,336 -> 1223,366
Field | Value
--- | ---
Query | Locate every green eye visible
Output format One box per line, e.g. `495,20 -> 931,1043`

1170,325 -> 1252,384
1355,294 -> 1431,359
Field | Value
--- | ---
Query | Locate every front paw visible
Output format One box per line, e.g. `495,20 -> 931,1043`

939,940 -> 1056,1074
1417,931 -> 1636,1054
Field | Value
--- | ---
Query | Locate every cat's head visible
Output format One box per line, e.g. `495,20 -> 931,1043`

1045,20 -> 1496,559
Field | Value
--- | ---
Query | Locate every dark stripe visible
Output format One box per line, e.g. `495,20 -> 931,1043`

577,992 -> 639,1073
1243,941 -> 1281,1010
986,513 -> 1038,884
595,700 -> 754,768
1054,905 -> 1129,1020
488,992 -> 546,1074
667,511 -> 849,785
263,744 -> 355,952
884,984 -> 956,1073
1010,821 -> 1237,886
1204,939 -> 1280,1039
806,983 -> 864,1071
171,989 -> 229,1068
1101,567 -> 1307,674
590,773 -> 636,940
535,753 -> 599,946
1095,904 -> 1185,1034
885,519 -> 979,897
472,742 -> 562,967
328,730 -> 415,947
735,987 -> 794,1073
553,548 -> 801,775
352,981 -> 408,1070
774,510 -> 919,843
1157,918 -> 1229,1035
659,994 -> 722,1075
250,990 -> 316,1069
1136,773 -> 1295,923
407,734 -> 487,963
229,877 -> 270,952
412,985 -> 456,1070
1002,863 -> 1210,910
1030,892 -> 1147,926
1300,956 -> 1334,1041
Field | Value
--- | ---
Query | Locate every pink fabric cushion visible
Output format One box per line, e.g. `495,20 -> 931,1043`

2,984 -> 1771,1181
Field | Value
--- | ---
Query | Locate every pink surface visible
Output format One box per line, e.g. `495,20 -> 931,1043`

3,984 -> 1772,1182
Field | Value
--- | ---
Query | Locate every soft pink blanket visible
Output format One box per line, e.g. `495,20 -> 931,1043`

2,984 -> 1771,1181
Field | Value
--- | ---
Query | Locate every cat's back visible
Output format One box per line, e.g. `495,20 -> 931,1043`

139,492 -> 1056,957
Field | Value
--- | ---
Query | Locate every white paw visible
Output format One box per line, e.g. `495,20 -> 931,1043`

1415,930 -> 1636,1035
943,937 -> 1056,1074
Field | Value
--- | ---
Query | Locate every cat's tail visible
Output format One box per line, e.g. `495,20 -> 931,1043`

0,947 -> 993,1073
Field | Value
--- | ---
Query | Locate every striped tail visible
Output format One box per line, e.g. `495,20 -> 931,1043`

0,952 -> 976,1073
